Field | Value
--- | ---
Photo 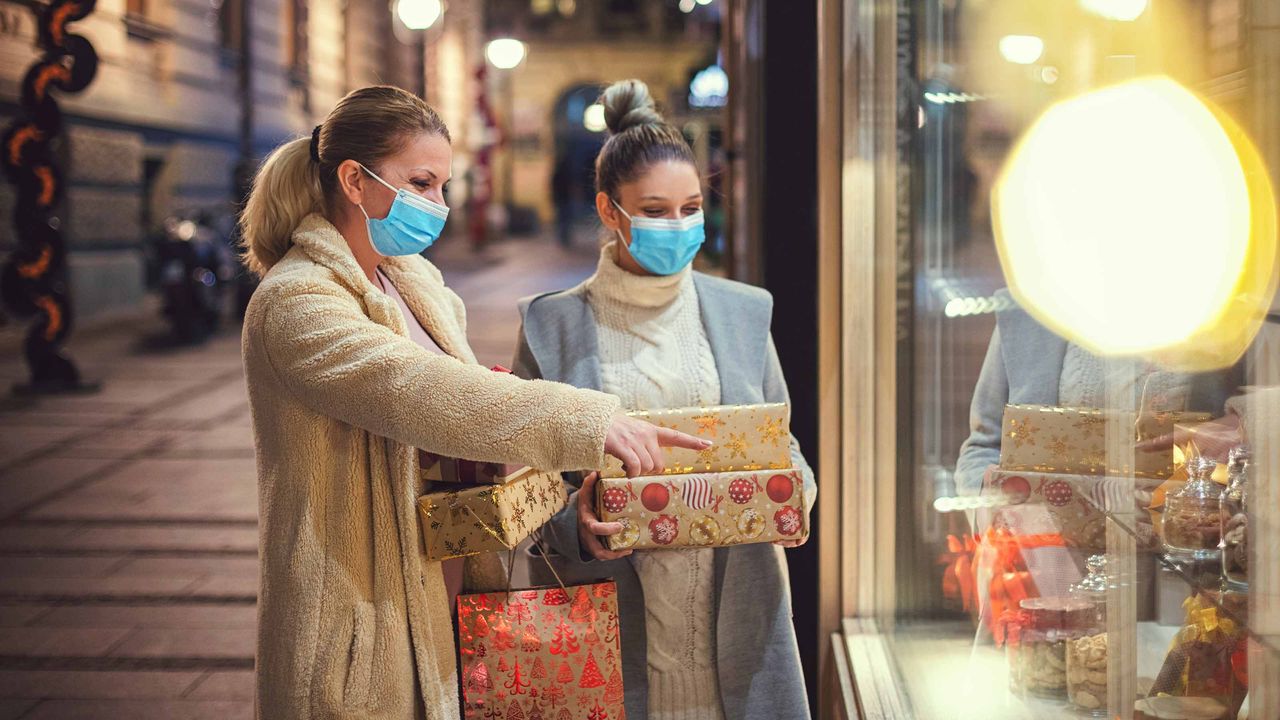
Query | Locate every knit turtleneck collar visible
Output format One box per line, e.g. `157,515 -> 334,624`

585,241 -> 692,309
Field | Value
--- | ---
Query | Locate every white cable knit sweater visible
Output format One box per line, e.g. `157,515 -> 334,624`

585,242 -> 726,720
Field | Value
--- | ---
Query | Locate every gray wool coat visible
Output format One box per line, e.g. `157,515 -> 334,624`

954,289 -> 1241,497
511,272 -> 815,720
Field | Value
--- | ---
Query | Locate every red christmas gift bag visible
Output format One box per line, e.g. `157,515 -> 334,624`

457,576 -> 625,720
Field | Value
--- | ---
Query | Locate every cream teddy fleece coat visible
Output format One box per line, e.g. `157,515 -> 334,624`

241,214 -> 620,719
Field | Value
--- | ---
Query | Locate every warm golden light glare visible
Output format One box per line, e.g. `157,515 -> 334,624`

485,38 -> 527,70
993,76 -> 1278,371
394,0 -> 441,30
1079,0 -> 1148,22
998,35 -> 1045,65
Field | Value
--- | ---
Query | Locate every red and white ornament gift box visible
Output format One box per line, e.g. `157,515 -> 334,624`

595,470 -> 808,551
983,469 -> 1159,551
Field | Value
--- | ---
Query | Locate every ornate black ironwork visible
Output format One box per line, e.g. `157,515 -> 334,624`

1,0 -> 99,394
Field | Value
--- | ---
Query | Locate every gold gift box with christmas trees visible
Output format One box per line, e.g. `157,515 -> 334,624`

600,403 -> 792,479
417,468 -> 566,560
1000,404 -> 1210,479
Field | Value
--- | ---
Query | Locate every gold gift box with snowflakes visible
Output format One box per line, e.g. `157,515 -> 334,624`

418,468 -> 567,560
1000,404 -> 1210,479
595,469 -> 808,551
600,403 -> 792,479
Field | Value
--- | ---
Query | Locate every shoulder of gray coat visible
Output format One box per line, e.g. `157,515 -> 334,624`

692,272 -> 773,317
518,283 -> 588,322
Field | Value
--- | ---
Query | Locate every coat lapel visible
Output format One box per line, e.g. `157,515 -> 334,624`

694,274 -> 767,405
290,214 -> 474,363
520,285 -> 605,390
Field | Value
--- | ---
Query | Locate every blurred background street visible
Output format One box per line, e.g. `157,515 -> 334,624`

0,232 -> 595,718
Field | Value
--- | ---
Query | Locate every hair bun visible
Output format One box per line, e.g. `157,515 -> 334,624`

601,79 -> 664,135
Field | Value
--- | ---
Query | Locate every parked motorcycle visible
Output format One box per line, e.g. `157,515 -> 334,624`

151,210 -> 236,343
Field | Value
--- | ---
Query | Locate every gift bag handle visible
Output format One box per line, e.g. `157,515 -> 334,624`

453,501 -> 571,597
501,533 -> 571,598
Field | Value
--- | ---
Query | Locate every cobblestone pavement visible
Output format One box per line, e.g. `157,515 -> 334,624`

0,233 -> 597,719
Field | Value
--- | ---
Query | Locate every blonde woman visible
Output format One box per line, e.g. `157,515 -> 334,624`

239,85 -> 708,720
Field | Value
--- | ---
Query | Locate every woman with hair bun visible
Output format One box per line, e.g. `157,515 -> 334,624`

239,84 -> 708,720
515,79 -> 815,720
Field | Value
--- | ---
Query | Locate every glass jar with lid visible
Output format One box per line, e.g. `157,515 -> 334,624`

1219,446 -> 1250,590
1066,554 -> 1111,716
1006,596 -> 1094,700
1164,457 -> 1224,561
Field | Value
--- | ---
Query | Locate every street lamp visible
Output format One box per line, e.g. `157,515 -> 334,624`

485,38 -> 527,70
394,0 -> 441,30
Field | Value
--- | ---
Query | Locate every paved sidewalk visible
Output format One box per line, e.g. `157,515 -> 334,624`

0,233 -> 596,719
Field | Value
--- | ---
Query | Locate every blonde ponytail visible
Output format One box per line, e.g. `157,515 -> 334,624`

239,137 -> 322,277
239,86 -> 451,277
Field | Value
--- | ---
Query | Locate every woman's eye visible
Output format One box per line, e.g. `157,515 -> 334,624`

682,206 -> 701,216
411,179 -> 432,191
642,208 -> 667,217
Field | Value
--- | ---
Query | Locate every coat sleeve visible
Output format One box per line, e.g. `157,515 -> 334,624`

259,281 -> 620,472
954,326 -> 1008,497
512,319 -> 592,562
762,333 -> 818,513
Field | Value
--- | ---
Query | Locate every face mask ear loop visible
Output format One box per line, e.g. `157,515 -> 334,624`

610,199 -> 632,246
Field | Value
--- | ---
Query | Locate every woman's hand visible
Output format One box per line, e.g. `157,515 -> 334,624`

775,537 -> 807,548
604,413 -> 711,478
576,472 -> 633,561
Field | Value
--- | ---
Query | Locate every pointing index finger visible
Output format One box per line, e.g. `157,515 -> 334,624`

656,427 -> 713,451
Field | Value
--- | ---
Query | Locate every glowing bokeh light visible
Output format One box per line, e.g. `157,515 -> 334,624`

1080,0 -> 1148,22
999,35 -> 1045,65
485,38 -> 527,70
583,103 -> 606,133
394,0 -> 441,30
992,76 -> 1277,371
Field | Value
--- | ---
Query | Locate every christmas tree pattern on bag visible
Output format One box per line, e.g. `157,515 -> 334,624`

458,580 -> 625,719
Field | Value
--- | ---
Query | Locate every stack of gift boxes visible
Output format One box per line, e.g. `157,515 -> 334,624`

594,403 -> 809,551
415,403 -> 806,560
986,404 -> 1210,550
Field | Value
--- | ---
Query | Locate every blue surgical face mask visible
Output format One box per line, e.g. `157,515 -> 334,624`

613,200 -> 705,276
358,164 -> 449,256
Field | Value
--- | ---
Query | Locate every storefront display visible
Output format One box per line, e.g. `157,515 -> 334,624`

1219,447 -> 1251,590
815,0 -> 1280,717
1163,458 -> 1224,562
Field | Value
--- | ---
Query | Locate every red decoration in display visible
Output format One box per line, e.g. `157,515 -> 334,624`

648,514 -> 679,545
1000,475 -> 1032,505
641,483 -> 670,512
774,505 -> 803,536
766,474 -> 795,503
1043,479 -> 1074,507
